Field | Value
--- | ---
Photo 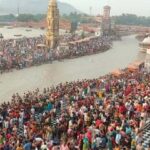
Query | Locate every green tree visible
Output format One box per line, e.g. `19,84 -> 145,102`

70,21 -> 78,33
113,14 -> 150,27
81,31 -> 85,39
0,14 -> 16,22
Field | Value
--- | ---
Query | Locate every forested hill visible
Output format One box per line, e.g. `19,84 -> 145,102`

0,0 -> 80,15
113,14 -> 150,27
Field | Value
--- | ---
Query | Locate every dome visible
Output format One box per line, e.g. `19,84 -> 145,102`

142,36 -> 150,45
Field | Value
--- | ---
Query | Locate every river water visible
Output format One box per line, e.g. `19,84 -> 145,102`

0,26 -> 66,39
0,26 -> 45,39
0,35 -> 146,102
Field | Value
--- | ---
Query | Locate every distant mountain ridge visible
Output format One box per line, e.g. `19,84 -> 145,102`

0,0 -> 80,15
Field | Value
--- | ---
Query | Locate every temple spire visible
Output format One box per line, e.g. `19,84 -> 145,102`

46,0 -> 59,49
50,0 -> 57,6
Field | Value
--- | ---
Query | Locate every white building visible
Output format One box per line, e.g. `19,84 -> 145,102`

145,54 -> 150,73
140,36 -> 150,52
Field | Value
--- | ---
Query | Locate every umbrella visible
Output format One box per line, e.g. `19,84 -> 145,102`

127,64 -> 138,71
111,69 -> 123,76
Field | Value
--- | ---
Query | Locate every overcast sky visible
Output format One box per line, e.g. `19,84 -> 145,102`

59,0 -> 150,16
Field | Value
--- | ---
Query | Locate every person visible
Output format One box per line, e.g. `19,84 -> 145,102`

107,135 -> 113,150
41,142 -> 49,150
114,144 -> 121,150
83,136 -> 90,150
60,139 -> 69,150
136,133 -> 143,145
131,139 -> 136,150
93,134 -> 102,149
16,143 -> 24,150
23,140 -> 32,150
115,130 -> 121,145
136,142 -> 143,150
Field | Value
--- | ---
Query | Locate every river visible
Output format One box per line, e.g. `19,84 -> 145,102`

0,26 -> 65,39
0,35 -> 146,102
0,26 -> 45,39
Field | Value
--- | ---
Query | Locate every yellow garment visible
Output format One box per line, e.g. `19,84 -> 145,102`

16,146 -> 24,150
114,147 -> 120,150
131,139 -> 136,148
98,91 -> 103,98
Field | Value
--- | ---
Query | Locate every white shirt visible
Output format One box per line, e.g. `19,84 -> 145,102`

31,107 -> 35,114
4,120 -> 9,128
95,137 -> 102,147
41,144 -> 48,150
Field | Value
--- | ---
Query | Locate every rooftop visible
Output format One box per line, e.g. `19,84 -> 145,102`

142,36 -> 150,45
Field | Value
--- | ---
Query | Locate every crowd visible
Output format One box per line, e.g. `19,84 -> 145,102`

68,36 -> 111,57
0,36 -> 49,73
59,34 -> 83,43
0,68 -> 149,150
52,36 -> 111,60
0,35 -> 111,73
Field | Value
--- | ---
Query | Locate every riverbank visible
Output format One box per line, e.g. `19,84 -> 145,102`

136,34 -> 146,41
0,35 -> 112,74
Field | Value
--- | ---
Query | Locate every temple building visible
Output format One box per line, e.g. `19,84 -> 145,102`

139,35 -> 150,72
46,0 -> 59,49
100,5 -> 112,36
140,35 -> 150,53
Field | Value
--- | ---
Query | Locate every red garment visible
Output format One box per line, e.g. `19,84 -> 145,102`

6,134 -> 11,139
96,119 -> 103,128
87,131 -> 92,143
124,86 -> 132,96
118,105 -> 126,114
78,133 -> 84,144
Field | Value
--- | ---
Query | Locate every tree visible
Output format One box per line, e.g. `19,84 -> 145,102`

70,21 -> 78,33
17,14 -> 46,22
81,31 -> 85,39
61,12 -> 91,24
113,14 -> 150,27
0,14 -> 16,22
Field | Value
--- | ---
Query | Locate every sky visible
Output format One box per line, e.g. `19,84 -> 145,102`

59,0 -> 150,16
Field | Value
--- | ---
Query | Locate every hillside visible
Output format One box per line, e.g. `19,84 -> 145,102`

0,0 -> 80,15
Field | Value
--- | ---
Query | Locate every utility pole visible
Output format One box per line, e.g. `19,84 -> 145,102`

17,0 -> 20,17
89,6 -> 92,16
